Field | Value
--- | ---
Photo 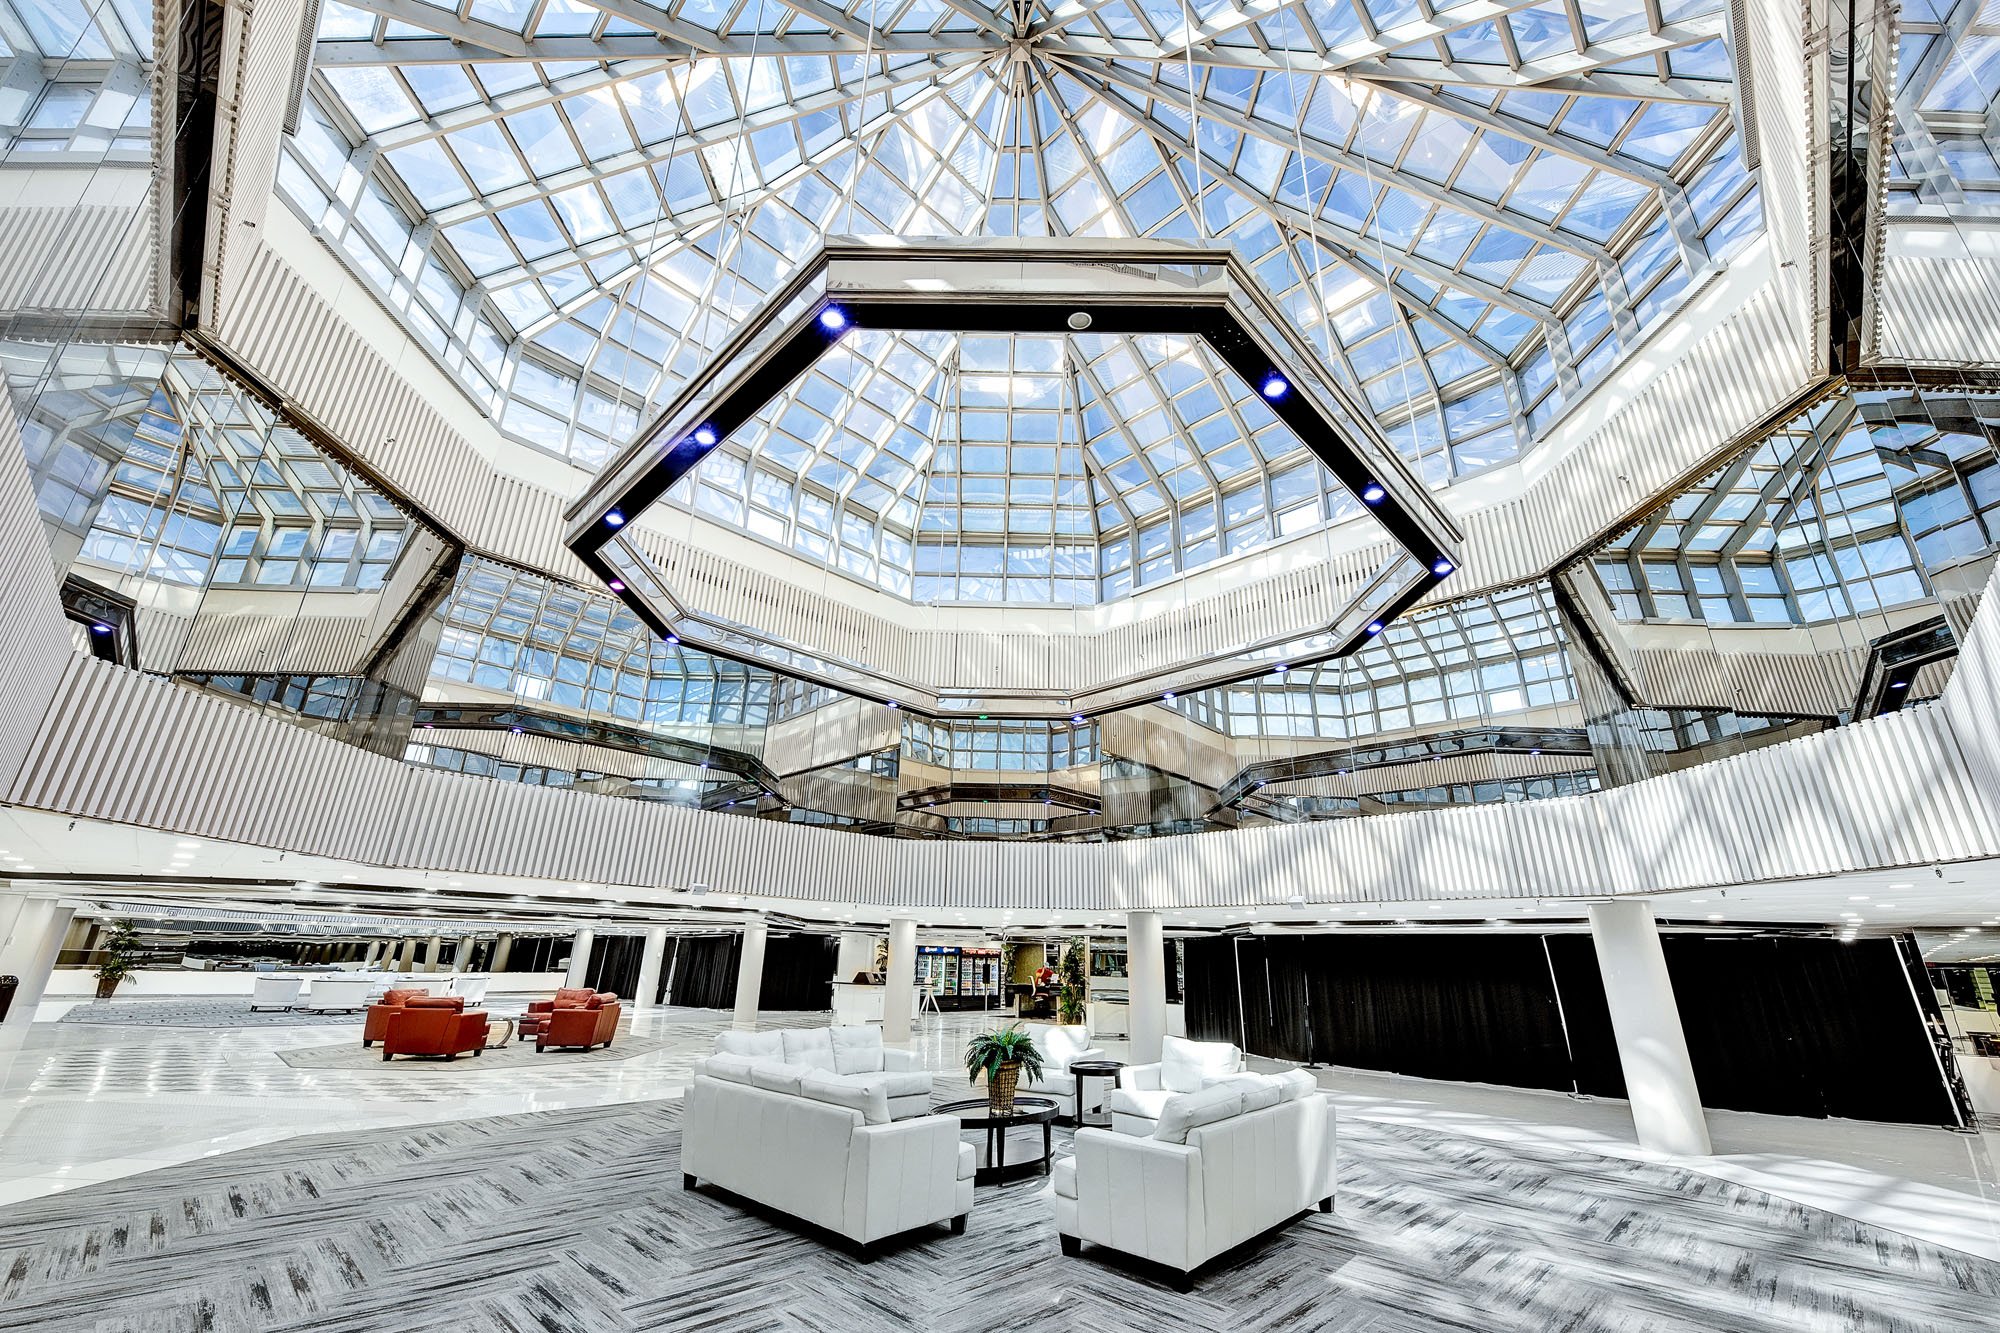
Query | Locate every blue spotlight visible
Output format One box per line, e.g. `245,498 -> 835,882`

90,622 -> 112,634
1361,483 -> 1387,505
819,306 -> 849,332
1260,374 -> 1289,399
1431,557 -> 1455,577
605,510 -> 624,527
693,426 -> 718,447
1365,620 -> 1384,635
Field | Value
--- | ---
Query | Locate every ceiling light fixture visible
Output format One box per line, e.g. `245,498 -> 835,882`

818,306 -> 848,332
1260,374 -> 1289,399
1361,483 -> 1386,505
604,510 -> 624,527
693,426 -> 718,446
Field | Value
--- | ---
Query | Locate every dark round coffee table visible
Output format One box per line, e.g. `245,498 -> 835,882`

936,1096 -> 1058,1184
1068,1058 -> 1125,1128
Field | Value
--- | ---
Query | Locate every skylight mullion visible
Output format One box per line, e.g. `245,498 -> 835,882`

1070,57 -> 1612,262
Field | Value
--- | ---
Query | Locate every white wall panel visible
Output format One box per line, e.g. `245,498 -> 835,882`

0,201 -> 156,314
1874,255 -> 2000,366
0,395 -> 77,788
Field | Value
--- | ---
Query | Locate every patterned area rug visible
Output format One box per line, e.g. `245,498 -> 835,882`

56,999 -> 365,1029
276,1030 -> 668,1071
0,1100 -> 1993,1332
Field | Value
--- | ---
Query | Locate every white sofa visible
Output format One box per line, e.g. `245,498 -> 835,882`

1107,1034 -> 1245,1136
682,1057 -> 974,1250
1017,1023 -> 1108,1119
1053,1069 -> 1336,1286
249,976 -> 304,1011
299,975 -> 374,1013
713,1026 -> 935,1120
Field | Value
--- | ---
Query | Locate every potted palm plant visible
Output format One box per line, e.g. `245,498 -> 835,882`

1056,937 -> 1087,1026
965,1024 -> 1044,1115
93,919 -> 142,1001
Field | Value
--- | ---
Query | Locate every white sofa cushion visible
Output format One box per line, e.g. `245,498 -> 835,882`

1155,1085 -> 1246,1144
855,1069 -> 933,1099
750,1062 -> 806,1096
955,1142 -> 977,1182
1207,1073 -> 1283,1112
830,1025 -> 886,1075
1161,1035 -> 1241,1093
781,1028 -> 840,1072
801,1071 -> 890,1124
714,1030 -> 785,1061
700,1054 -> 763,1085
1273,1068 -> 1317,1102
1051,1153 -> 1077,1200
1106,1086 -> 1173,1124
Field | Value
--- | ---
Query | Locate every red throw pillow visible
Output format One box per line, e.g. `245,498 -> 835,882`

382,989 -> 430,1007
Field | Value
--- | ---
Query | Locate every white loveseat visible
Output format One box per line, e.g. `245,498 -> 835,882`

713,1026 -> 935,1120
1017,1023 -> 1107,1119
1107,1034 -> 1246,1136
1053,1069 -> 1335,1285
682,1056 -> 974,1250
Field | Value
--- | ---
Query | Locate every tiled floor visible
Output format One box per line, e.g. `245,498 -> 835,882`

3,1000 -> 1998,1271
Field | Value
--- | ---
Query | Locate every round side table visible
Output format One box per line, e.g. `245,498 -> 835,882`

1068,1058 -> 1124,1129
935,1097 -> 1059,1184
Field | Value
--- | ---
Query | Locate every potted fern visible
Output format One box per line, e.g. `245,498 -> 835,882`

93,919 -> 142,1001
965,1024 -> 1044,1115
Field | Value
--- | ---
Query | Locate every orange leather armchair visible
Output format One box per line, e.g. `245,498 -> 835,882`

363,988 -> 443,1047
521,988 -> 616,1044
537,996 -> 620,1052
381,1000 -> 489,1061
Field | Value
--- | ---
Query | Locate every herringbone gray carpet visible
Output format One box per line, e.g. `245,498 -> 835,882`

0,1099 -> 1992,1332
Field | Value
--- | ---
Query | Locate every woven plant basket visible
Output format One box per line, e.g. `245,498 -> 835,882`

988,1060 -> 1022,1114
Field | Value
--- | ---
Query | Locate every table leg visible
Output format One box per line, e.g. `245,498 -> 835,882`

996,1121 -> 1007,1177
1042,1120 -> 1051,1174
1073,1072 -> 1084,1125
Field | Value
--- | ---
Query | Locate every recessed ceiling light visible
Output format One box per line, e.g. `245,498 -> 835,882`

175,842 -> 200,850
1708,914 -> 1724,922
1849,895 -> 1869,902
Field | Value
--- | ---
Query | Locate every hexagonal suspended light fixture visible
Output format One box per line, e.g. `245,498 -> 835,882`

565,239 -> 1462,720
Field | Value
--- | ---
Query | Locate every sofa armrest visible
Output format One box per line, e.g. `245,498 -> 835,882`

844,1114 -> 966,1243
1071,1127 -> 1205,1269
1118,1063 -> 1163,1090
525,1000 -> 554,1015
881,1048 -> 921,1072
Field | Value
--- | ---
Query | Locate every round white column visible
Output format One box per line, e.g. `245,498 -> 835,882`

491,934 -> 514,972
1127,910 -> 1167,1064
454,936 -> 475,972
2,901 -> 75,1027
881,918 -> 918,1043
634,926 -> 670,1008
422,936 -> 442,974
1588,899 -> 1711,1156
733,919 -> 768,1030
564,927 -> 596,989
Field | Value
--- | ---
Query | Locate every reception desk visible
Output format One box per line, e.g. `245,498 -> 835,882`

831,982 -> 885,1026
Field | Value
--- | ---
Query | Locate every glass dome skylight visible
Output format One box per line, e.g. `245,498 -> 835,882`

283,0 -> 1761,604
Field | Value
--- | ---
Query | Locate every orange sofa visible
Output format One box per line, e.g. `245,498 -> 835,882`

381,999 -> 489,1061
363,988 -> 443,1047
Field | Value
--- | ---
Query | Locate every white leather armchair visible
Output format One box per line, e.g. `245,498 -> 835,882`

681,1059 -> 975,1251
1108,1034 -> 1245,1136
1017,1023 -> 1107,1119
249,976 -> 304,1011
299,975 -> 373,1013
1053,1072 -> 1335,1286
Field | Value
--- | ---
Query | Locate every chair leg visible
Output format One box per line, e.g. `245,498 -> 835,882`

1318,1196 -> 1333,1213
472,1048 -> 482,1057
682,1173 -> 696,1189
381,1050 -> 392,1062
1059,1235 -> 1081,1257
1172,1270 -> 1195,1294
362,1039 -> 372,1048
950,1214 -> 967,1236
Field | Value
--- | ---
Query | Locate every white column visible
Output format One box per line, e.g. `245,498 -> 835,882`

491,934 -> 513,972
454,936 -> 475,972
422,935 -> 442,974
2,901 -> 75,1027
882,918 -> 918,1044
1588,900 -> 1711,1156
399,939 -> 421,971
634,926 -> 670,1008
835,931 -> 877,982
1127,910 -> 1167,1064
732,919 -> 767,1029
564,927 -> 596,989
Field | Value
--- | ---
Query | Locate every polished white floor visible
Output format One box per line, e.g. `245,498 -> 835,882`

3,997 -> 1997,1267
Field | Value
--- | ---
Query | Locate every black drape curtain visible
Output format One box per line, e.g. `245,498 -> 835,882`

1186,929 -> 1959,1125
761,933 -> 838,1011
587,935 -> 643,1000
667,935 -> 741,1008
1657,935 -> 1961,1125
